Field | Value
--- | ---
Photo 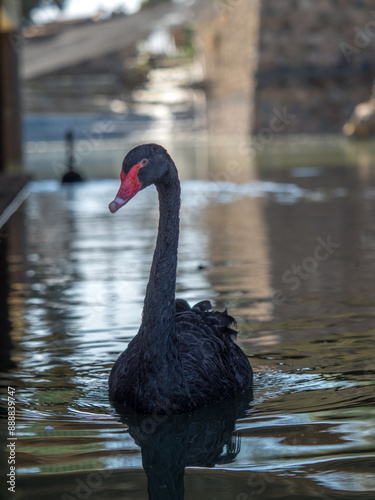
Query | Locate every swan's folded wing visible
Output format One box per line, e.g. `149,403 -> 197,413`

175,298 -> 191,313
175,307 -> 252,405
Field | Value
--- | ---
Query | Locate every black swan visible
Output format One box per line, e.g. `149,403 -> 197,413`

61,130 -> 83,183
108,144 -> 253,414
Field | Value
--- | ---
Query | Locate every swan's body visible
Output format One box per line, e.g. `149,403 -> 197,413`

108,144 -> 252,414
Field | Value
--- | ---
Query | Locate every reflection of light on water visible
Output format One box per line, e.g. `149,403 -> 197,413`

289,166 -> 324,178
181,179 -> 308,206
310,471 -> 375,491
252,370 -> 357,407
24,64 -> 205,178
131,66 -> 199,140
133,86 -> 191,105
109,99 -> 128,113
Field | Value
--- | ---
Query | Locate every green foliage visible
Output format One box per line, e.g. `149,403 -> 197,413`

140,0 -> 170,11
22,0 -> 67,20
181,24 -> 195,59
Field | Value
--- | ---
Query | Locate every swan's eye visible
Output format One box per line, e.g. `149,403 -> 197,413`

140,159 -> 148,166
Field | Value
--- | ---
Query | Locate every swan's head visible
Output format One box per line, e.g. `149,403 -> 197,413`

109,144 -> 169,213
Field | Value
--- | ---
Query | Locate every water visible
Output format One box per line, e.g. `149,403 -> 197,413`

1,145 -> 375,500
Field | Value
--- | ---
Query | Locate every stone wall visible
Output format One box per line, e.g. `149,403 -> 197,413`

195,0 -> 260,136
196,0 -> 375,135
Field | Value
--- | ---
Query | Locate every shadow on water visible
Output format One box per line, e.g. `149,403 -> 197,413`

114,390 -> 253,500
0,230 -> 14,373
0,205 -> 27,374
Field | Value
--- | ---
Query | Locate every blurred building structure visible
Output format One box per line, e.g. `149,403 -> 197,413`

19,0 -> 375,138
0,0 -> 23,173
0,0 -> 29,228
196,0 -> 375,136
20,2 -> 200,113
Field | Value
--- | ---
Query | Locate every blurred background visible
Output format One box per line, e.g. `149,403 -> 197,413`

1,1 -> 375,499
2,0 -> 375,183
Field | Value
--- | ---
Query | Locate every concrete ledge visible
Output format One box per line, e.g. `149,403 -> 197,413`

0,174 -> 30,228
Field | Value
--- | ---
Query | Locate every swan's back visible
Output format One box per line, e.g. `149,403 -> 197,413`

109,300 -> 253,413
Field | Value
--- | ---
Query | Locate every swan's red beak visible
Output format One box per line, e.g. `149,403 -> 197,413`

109,164 -> 143,213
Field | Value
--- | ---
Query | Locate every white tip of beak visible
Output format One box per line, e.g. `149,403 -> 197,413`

109,198 -> 125,213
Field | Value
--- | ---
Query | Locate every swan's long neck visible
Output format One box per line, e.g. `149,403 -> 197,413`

136,160 -> 192,412
141,163 -> 180,339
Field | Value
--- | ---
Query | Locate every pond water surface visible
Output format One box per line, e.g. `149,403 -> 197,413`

1,141 -> 375,500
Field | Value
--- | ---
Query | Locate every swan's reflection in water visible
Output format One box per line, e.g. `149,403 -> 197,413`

114,389 -> 253,500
